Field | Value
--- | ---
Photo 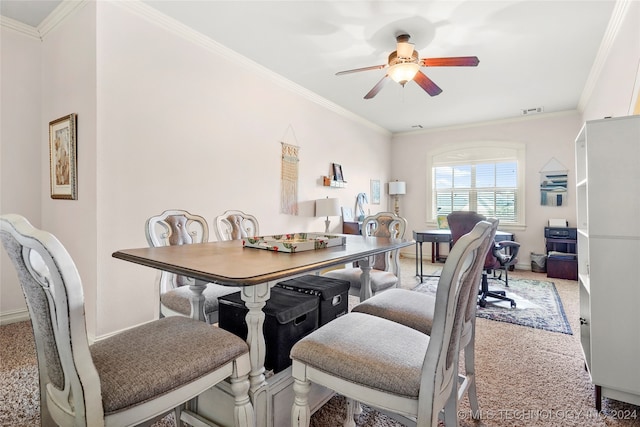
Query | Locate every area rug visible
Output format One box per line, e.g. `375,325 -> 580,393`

413,276 -> 573,335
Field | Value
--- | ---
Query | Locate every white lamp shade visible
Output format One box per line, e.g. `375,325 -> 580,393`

388,181 -> 407,195
316,197 -> 340,217
396,41 -> 415,58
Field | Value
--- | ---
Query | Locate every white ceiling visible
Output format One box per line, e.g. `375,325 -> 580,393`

1,1 -> 618,134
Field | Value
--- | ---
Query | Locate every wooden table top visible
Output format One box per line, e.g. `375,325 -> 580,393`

113,234 -> 413,287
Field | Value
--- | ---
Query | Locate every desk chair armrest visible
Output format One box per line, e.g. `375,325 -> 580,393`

493,240 -> 520,266
496,240 -> 520,250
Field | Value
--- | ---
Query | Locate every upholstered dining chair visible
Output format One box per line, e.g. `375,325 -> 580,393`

146,209 -> 240,324
0,214 -> 254,427
291,220 -> 492,427
214,210 -> 260,241
352,218 -> 498,421
323,212 -> 407,301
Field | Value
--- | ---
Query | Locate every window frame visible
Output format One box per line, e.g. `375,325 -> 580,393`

426,141 -> 526,227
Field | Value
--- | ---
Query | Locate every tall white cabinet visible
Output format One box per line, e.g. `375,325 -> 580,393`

575,115 -> 640,410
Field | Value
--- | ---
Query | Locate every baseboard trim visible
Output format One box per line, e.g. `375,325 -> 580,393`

0,309 -> 30,325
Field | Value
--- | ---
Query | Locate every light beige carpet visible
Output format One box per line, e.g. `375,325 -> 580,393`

1,257 -> 639,426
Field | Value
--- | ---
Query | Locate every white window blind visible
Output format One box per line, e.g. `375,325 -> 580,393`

428,143 -> 525,226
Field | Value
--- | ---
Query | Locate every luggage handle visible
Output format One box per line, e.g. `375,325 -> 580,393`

331,294 -> 342,307
293,314 -> 307,326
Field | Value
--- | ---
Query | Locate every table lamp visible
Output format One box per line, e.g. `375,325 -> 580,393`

315,197 -> 340,233
388,181 -> 406,216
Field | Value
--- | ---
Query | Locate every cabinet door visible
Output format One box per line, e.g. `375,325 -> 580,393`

589,238 -> 640,393
586,118 -> 640,238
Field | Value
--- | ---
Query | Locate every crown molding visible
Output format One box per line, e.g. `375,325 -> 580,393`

578,0 -> 633,112
38,0 -> 88,38
115,1 -> 390,137
0,0 -> 87,40
0,16 -> 41,39
392,110 -> 578,137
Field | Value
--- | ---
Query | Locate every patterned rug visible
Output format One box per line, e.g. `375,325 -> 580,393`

413,275 -> 573,335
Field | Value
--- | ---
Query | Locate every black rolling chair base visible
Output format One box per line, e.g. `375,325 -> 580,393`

478,274 -> 516,308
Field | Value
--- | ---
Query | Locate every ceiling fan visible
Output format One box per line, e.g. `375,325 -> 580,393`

336,34 -> 479,99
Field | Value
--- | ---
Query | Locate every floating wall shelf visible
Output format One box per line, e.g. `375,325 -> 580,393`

322,176 -> 347,188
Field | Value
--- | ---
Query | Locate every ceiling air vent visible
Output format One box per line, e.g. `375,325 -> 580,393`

521,107 -> 544,115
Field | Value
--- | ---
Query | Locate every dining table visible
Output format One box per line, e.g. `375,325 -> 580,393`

113,233 -> 413,427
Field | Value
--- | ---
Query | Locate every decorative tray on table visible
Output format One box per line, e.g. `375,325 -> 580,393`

242,233 -> 346,253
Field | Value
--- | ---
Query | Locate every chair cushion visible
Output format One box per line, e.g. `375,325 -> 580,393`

290,312 -> 429,399
352,288 -> 435,335
161,283 -> 240,316
323,268 -> 397,294
90,316 -> 248,415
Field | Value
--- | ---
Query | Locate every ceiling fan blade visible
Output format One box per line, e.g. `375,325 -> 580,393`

413,71 -> 442,96
364,75 -> 389,99
336,64 -> 387,76
421,56 -> 480,67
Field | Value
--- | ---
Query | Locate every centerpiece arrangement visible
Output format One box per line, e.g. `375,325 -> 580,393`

243,233 -> 345,253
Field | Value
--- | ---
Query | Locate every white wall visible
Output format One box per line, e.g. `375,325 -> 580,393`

0,28 -> 42,321
39,2 -> 99,335
582,1 -> 639,121
390,0 -> 639,268
391,112 -> 582,266
92,2 -> 391,336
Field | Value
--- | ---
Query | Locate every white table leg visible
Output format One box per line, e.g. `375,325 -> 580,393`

189,279 -> 208,322
359,257 -> 373,301
241,283 -> 271,427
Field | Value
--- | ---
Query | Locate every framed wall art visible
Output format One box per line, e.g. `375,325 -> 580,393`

370,179 -> 380,204
539,158 -> 567,207
332,163 -> 344,182
49,113 -> 77,199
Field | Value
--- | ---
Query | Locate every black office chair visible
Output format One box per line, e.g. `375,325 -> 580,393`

447,211 -> 519,308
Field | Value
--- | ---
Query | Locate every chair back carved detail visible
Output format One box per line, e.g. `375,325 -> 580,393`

146,209 -> 209,292
214,210 -> 260,241
361,212 -> 407,275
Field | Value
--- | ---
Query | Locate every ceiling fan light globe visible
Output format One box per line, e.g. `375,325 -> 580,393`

389,63 -> 420,85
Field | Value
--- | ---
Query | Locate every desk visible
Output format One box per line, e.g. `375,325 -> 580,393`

113,235 -> 412,427
413,229 -> 514,282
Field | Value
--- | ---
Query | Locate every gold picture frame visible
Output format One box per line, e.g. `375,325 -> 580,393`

49,113 -> 77,200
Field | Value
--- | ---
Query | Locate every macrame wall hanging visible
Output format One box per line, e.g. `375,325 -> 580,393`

280,138 -> 299,215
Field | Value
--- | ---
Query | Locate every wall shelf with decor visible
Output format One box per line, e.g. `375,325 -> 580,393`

321,162 -> 347,187
322,176 -> 347,188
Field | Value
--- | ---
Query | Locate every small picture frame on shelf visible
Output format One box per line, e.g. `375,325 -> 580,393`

437,214 -> 449,229
342,207 -> 354,222
332,163 -> 344,182
49,113 -> 78,200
